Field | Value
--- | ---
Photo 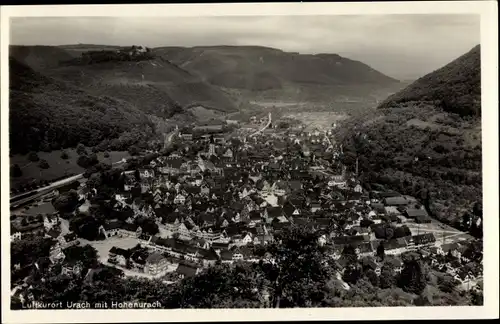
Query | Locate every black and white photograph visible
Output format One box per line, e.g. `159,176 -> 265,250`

1,2 -> 498,323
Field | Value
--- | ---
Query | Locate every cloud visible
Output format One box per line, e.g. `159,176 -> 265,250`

10,14 -> 480,79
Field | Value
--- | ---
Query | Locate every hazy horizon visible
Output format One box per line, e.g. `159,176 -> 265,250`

10,15 -> 480,80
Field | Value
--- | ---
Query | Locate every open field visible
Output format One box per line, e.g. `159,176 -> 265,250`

18,201 -> 56,216
249,101 -> 308,109
405,219 -> 474,244
187,105 -> 225,121
282,112 -> 349,131
80,236 -> 140,264
82,236 -> 179,279
10,149 -> 130,190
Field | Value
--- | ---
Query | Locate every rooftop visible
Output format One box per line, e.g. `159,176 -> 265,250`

146,252 -> 165,264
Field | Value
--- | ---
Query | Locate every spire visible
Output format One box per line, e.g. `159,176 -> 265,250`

208,144 -> 216,157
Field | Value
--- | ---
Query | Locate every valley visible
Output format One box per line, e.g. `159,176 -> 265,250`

9,43 -> 405,192
8,40 -> 484,310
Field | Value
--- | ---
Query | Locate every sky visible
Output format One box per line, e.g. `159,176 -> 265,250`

10,15 -> 480,80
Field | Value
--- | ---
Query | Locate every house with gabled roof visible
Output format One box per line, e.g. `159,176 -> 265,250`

45,227 -> 62,240
43,214 -> 59,231
360,256 -> 379,272
176,263 -> 200,279
191,237 -> 210,250
248,210 -> 262,227
357,242 -> 375,257
384,196 -> 408,207
283,202 -> 301,218
212,241 -> 230,253
59,232 -> 79,249
353,184 -> 363,193
145,252 -> 169,276
438,242 -> 462,258
174,194 -> 186,205
49,242 -> 65,264
271,215 -> 290,231
139,168 -> 155,179
223,148 -> 234,159
196,248 -> 218,266
272,181 -> 289,196
386,257 -> 403,273
231,247 -> 245,261
219,250 -> 234,263
384,238 -> 409,255
118,223 -> 142,238
108,246 -> 132,267
310,201 -> 322,213
61,260 -> 84,276
313,218 -> 331,231
411,233 -> 436,247
264,206 -> 284,221
200,184 -> 210,196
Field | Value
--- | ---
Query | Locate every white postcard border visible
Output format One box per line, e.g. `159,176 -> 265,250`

1,2 -> 498,323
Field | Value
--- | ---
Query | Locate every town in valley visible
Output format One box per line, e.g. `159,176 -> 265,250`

7,13 -> 485,310
10,112 -> 483,308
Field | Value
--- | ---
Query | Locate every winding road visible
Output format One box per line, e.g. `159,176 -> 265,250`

163,129 -> 178,150
249,112 -> 272,137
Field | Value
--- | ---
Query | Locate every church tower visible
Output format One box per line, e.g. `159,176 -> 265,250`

208,144 -> 216,157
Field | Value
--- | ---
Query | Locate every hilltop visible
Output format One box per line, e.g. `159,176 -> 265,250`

10,45 -> 238,117
9,57 -> 154,154
9,45 -> 76,70
379,45 -> 481,116
154,45 -> 400,95
339,45 -> 482,232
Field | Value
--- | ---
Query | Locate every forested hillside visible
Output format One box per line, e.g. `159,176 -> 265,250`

9,58 -> 154,154
379,45 -> 481,117
155,45 -> 400,91
339,45 -> 482,235
11,45 -> 238,117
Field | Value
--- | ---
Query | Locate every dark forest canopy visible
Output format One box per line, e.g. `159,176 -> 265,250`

339,45 -> 482,232
8,58 -> 155,154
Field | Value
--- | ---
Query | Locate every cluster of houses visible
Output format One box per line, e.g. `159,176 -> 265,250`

10,210 -> 82,281
10,125 -> 481,289
74,128 -> 478,284
11,212 -> 65,242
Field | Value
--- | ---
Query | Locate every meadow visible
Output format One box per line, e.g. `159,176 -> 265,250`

10,149 -> 130,191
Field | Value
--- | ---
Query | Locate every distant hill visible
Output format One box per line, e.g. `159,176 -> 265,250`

10,45 -> 238,117
379,45 -> 481,116
154,45 -> 400,92
9,57 -> 154,154
10,45 -> 76,70
339,45 -> 482,234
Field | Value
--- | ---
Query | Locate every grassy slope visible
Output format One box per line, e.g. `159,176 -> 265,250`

11,45 -> 238,117
340,45 -> 482,227
10,45 -> 76,69
10,149 -> 130,189
51,57 -> 236,115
